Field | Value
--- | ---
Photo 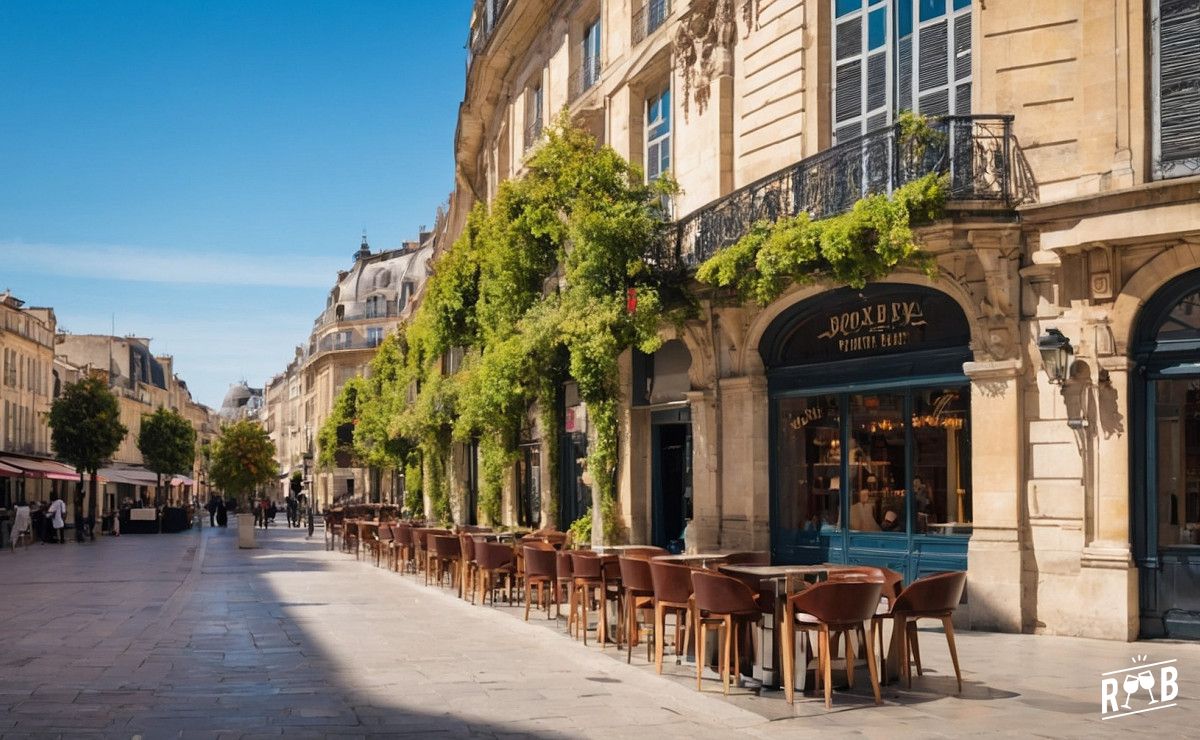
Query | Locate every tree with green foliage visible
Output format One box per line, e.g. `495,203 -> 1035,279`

48,375 -> 127,542
208,420 -> 278,509
137,406 -> 196,507
376,114 -> 679,538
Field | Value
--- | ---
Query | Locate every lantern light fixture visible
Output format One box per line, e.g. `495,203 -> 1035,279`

1037,328 -> 1073,385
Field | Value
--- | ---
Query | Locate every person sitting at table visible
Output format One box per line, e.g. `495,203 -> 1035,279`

850,489 -> 880,531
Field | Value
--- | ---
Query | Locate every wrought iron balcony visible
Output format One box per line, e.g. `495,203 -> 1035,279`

466,0 -> 511,71
524,116 -> 544,152
650,115 -> 1036,271
569,55 -> 603,102
633,0 -> 671,46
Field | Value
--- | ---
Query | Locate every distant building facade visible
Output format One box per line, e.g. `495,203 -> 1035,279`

262,232 -> 435,508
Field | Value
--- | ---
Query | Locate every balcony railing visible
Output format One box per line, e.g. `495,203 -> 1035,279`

633,0 -> 671,46
524,116 -> 544,152
650,115 -> 1036,270
466,0 -> 511,71
569,55 -> 603,102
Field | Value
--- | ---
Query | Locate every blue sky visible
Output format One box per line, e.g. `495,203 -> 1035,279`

0,1 -> 470,408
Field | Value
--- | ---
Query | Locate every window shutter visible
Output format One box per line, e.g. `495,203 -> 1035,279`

953,12 -> 971,82
918,19 -> 948,93
1156,0 -> 1200,177
867,52 -> 887,112
897,36 -> 913,112
836,60 -> 863,124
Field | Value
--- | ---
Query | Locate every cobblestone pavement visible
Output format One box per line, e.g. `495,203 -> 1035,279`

0,523 -> 1197,738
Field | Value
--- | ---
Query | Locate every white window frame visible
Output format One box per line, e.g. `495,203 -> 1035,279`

645,86 -> 672,182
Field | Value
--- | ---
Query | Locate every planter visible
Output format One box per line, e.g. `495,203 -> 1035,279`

236,513 -> 257,548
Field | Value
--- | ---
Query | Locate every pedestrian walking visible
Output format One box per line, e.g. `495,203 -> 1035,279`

285,495 -> 298,528
47,494 -> 67,544
268,500 -> 277,525
206,495 -> 218,527
259,498 -> 269,529
216,497 -> 228,527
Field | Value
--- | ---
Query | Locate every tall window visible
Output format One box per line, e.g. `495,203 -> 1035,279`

583,19 -> 602,89
1152,0 -> 1200,179
525,83 -> 544,150
646,88 -> 671,181
367,327 -> 384,347
833,0 -> 971,143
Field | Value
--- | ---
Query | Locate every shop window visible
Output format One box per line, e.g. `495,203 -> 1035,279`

1151,0 -> 1200,180
778,395 -> 843,533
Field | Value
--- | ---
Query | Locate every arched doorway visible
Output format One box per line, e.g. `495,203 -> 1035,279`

1132,268 -> 1200,639
761,284 -> 974,581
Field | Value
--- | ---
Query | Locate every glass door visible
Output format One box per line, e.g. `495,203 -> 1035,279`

773,394 -> 842,563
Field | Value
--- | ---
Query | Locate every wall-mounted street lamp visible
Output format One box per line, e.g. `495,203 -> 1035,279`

1037,328 -> 1073,385
1038,327 -> 1089,429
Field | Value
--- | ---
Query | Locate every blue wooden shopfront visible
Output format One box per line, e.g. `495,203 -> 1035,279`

763,284 -> 973,583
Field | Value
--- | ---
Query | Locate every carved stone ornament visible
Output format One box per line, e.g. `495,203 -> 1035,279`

673,0 -> 737,118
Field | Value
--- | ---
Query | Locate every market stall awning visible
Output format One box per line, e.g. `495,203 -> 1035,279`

0,460 -> 23,477
0,455 -> 80,481
98,466 -> 159,486
171,474 -> 195,486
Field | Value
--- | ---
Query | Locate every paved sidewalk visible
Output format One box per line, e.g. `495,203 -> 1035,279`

0,524 -> 1196,738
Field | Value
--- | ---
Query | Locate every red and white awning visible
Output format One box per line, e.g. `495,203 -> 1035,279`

0,455 -> 80,481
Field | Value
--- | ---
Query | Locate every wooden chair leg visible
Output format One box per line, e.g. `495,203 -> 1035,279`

942,616 -> 963,694
782,603 -> 795,704
901,617 -> 912,688
821,625 -> 833,710
908,622 -> 923,675
875,617 -> 888,685
864,620 -> 882,705
844,629 -> 855,689
733,619 -> 741,692
626,594 -> 635,664
696,621 -> 706,691
655,602 -> 666,674
722,615 -> 733,695
582,585 -> 590,646
524,580 -> 532,620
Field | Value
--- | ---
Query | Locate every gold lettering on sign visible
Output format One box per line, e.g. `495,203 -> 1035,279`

817,300 -> 927,354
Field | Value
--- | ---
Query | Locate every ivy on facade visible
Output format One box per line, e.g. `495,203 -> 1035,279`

320,116 -> 677,540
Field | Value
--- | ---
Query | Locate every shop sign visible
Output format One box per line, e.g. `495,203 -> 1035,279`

768,287 -> 970,366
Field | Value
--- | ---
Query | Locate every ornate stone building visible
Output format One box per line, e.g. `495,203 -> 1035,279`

446,0 -> 1200,641
262,232 -> 435,508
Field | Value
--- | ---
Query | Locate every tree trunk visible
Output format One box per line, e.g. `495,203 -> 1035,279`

75,472 -> 86,543
87,470 -> 99,541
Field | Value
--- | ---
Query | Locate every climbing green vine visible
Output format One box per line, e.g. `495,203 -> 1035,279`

334,114 -> 679,539
697,113 -> 949,302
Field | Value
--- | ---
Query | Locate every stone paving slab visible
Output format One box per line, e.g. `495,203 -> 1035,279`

2,523 -> 1199,738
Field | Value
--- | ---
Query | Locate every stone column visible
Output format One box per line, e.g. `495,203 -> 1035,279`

963,358 -> 1028,632
685,389 -> 719,551
713,375 -> 770,551
1080,355 -> 1138,640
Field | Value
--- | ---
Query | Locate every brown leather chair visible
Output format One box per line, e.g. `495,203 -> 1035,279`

374,523 -> 394,568
570,552 -> 607,646
390,523 -> 415,573
459,534 -> 479,600
783,579 -> 885,708
522,545 -> 558,620
618,556 -> 656,664
555,550 -> 576,630
648,560 -> 696,674
415,528 -> 451,584
476,542 -> 516,606
875,571 -> 966,693
430,535 -> 462,591
691,570 -> 764,695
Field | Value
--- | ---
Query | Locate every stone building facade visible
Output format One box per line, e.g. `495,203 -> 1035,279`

446,0 -> 1200,641
262,233 -> 435,509
56,334 -> 219,509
